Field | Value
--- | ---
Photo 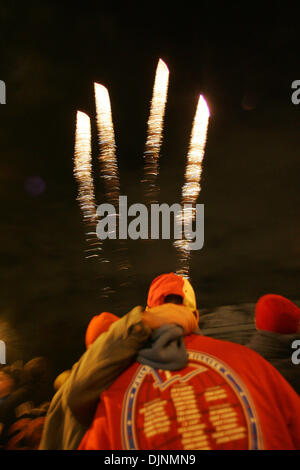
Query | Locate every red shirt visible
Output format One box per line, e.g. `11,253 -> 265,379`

79,335 -> 300,450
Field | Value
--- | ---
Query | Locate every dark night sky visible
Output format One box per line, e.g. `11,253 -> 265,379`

1,2 -> 300,372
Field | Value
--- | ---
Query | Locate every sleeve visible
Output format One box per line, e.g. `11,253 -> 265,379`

65,305 -> 152,427
272,368 -> 300,449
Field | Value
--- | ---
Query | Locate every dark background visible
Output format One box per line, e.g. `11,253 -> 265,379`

0,2 -> 300,373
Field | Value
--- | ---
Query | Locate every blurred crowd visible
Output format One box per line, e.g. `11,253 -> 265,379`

0,357 -> 52,449
0,273 -> 300,450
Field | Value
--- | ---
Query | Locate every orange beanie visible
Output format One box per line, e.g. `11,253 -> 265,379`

255,294 -> 300,334
85,312 -> 119,348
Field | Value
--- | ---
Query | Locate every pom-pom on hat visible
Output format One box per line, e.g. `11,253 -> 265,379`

85,312 -> 118,348
255,294 -> 300,334
147,273 -> 197,311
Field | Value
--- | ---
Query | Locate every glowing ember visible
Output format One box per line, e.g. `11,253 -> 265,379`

142,59 -> 169,203
175,95 -> 210,277
94,83 -> 120,206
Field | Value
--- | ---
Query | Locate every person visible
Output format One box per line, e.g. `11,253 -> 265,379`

39,273 -> 199,450
4,401 -> 50,450
5,415 -> 46,450
78,277 -> 300,450
0,358 -> 52,449
0,368 -> 16,403
39,306 -> 149,450
246,294 -> 300,394
0,367 -> 19,446
22,357 -> 52,405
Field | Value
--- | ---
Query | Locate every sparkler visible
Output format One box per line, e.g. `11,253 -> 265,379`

94,83 -> 120,207
94,83 -> 135,288
175,95 -> 210,277
74,67 -> 210,299
142,59 -> 169,204
74,111 -> 102,259
74,110 -> 119,299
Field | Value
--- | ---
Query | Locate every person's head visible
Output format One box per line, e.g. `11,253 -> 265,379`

0,369 -> 16,398
53,370 -> 72,392
147,273 -> 197,311
85,312 -> 119,349
255,294 -> 300,335
23,357 -> 50,383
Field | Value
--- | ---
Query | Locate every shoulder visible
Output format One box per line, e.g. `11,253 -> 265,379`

184,334 -> 279,370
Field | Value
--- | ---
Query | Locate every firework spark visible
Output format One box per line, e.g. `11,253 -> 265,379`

94,83 -> 135,286
175,95 -> 210,277
142,59 -> 169,203
74,111 -> 104,259
74,110 -> 115,303
74,111 -> 96,222
94,83 -> 120,206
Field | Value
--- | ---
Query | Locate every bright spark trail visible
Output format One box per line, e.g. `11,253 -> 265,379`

74,111 -> 102,260
142,59 -> 169,204
174,95 -> 210,278
94,83 -> 135,294
94,83 -> 120,207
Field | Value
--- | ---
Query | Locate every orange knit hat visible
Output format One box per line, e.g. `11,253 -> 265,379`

85,312 -> 119,348
255,294 -> 300,334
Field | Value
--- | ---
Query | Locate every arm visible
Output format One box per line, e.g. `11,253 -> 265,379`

66,303 -> 198,427
66,305 -> 151,427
